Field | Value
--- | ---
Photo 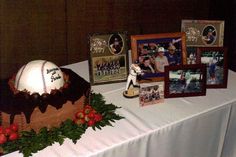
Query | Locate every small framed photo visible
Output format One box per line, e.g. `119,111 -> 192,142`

197,47 -> 228,88
88,32 -> 129,85
164,64 -> 206,98
181,20 -> 224,47
131,32 -> 187,82
186,47 -> 197,64
139,82 -> 164,106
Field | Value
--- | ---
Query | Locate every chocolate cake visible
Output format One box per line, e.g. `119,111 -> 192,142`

0,61 -> 90,132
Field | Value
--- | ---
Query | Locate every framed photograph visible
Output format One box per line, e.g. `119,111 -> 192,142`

88,32 -> 129,85
197,47 -> 228,88
186,47 -> 197,64
181,20 -> 225,47
164,64 -> 206,98
139,82 -> 164,106
131,32 -> 187,82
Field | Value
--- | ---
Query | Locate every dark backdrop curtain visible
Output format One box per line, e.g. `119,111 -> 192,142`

1,0 -> 235,79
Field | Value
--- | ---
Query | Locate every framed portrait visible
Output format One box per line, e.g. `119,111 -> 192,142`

139,82 -> 164,106
181,20 -> 225,47
131,32 -> 187,82
164,64 -> 206,98
88,32 -> 129,85
197,47 -> 228,88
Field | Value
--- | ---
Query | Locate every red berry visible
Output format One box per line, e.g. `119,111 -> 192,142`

5,128 -> 12,136
87,120 -> 95,126
94,114 -> 102,122
75,111 -> 85,119
90,109 -> 97,114
84,105 -> 92,109
88,112 -> 95,118
84,105 -> 92,114
9,132 -> 18,141
0,134 -> 7,144
10,124 -> 18,132
84,115 -> 90,122
80,119 -> 86,124
84,108 -> 91,114
75,119 -> 86,125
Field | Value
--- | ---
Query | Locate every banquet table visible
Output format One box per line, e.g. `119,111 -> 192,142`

3,60 -> 236,157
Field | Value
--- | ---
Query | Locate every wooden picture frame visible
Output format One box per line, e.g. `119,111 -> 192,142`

181,20 -> 225,47
197,47 -> 228,88
131,32 -> 187,83
164,64 -> 206,98
88,32 -> 129,85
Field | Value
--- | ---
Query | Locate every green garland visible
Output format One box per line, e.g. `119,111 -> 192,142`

1,93 -> 124,157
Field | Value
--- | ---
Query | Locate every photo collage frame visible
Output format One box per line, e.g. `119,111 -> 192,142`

88,32 -> 129,85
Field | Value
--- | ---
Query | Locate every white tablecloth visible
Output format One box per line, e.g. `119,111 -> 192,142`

4,61 -> 236,157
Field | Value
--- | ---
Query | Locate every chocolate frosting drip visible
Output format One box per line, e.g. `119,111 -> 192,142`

0,68 -> 90,124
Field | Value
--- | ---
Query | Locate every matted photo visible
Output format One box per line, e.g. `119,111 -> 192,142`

181,20 -> 224,47
164,64 -> 206,98
88,32 -> 129,85
197,47 -> 228,88
139,82 -> 164,106
131,32 -> 187,82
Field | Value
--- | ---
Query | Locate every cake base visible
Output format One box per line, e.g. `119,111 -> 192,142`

1,97 -> 85,132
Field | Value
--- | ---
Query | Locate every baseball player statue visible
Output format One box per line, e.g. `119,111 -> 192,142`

123,63 -> 142,98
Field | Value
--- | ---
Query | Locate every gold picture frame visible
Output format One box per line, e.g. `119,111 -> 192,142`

88,32 -> 129,85
181,20 -> 225,47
